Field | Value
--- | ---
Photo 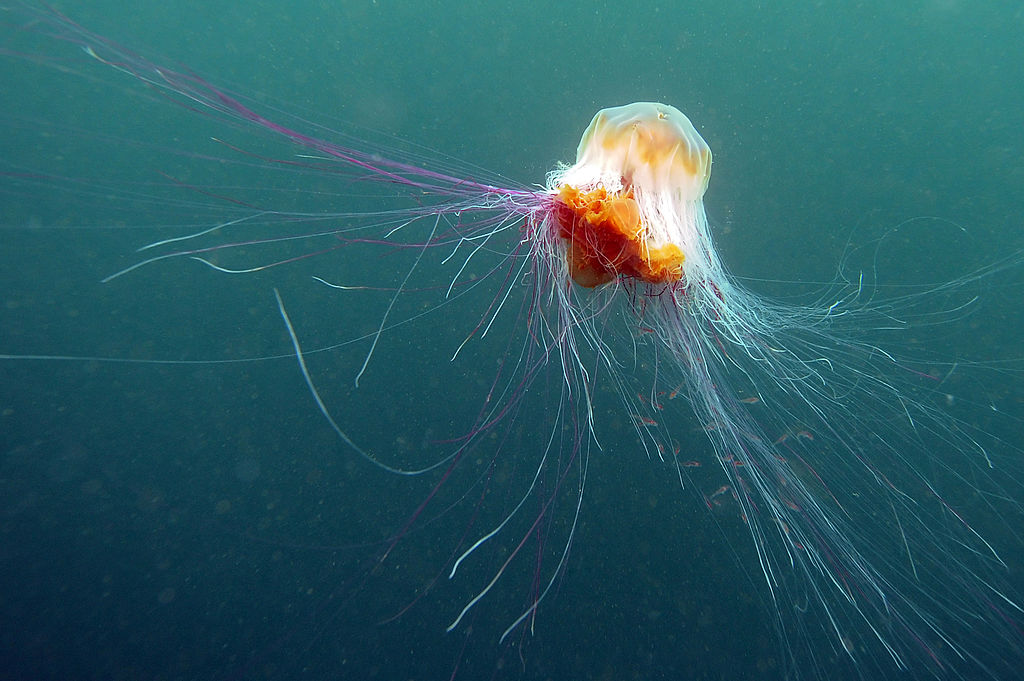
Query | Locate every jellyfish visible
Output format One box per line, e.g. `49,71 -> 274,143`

3,5 -> 1024,680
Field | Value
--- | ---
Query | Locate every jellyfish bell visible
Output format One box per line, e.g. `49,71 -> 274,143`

548,102 -> 717,289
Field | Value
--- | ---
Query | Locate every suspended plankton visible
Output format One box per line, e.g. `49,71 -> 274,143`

5,8 -> 1024,679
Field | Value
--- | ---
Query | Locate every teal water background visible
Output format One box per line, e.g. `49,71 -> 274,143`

2,1 -> 1024,679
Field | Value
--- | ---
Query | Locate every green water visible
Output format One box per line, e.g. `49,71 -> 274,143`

2,2 -> 1023,679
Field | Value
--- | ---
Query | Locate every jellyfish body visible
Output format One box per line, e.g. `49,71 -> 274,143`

549,102 -> 714,288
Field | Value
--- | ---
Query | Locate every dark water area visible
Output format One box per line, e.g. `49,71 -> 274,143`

2,2 -> 1024,680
